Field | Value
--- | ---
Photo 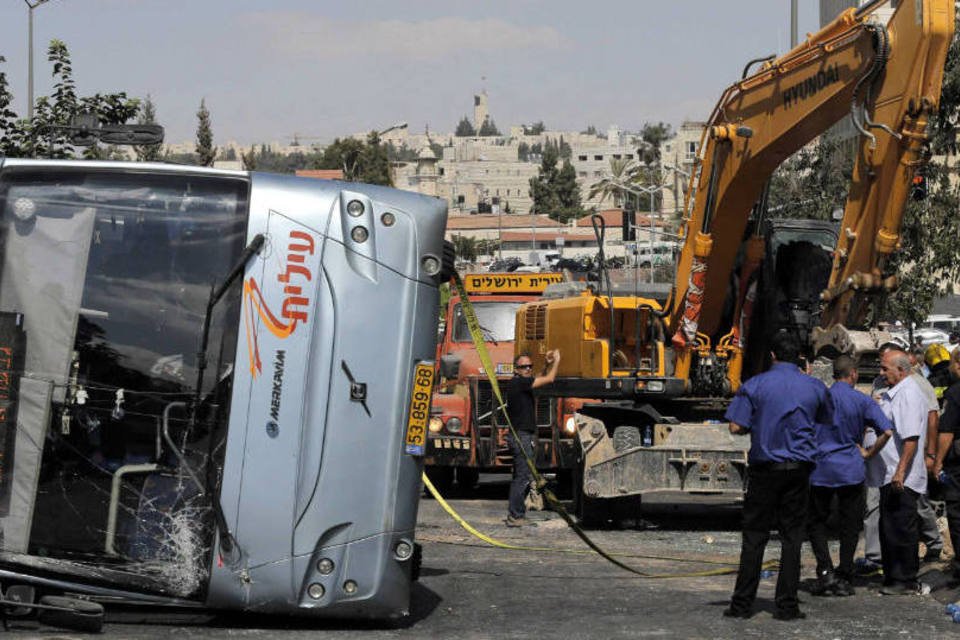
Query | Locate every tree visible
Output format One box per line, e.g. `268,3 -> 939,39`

314,133 -> 391,185
478,116 -> 501,136
195,98 -> 216,167
241,147 -> 257,171
523,121 -> 546,136
0,56 -> 18,156
588,157 -> 642,208
637,122 -> 673,165
0,40 -> 138,159
452,234 -> 479,263
454,116 -> 476,137
135,94 -> 162,162
529,143 -> 583,223
581,125 -> 599,136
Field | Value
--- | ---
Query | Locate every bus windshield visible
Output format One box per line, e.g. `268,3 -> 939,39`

0,168 -> 248,597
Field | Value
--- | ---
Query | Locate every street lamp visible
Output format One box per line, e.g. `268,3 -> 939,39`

377,121 -> 408,138
24,0 -> 54,121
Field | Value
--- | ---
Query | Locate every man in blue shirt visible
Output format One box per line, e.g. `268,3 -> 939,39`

808,355 -> 892,597
723,332 -> 832,621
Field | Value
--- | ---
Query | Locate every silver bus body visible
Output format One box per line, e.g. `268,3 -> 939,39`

0,159 -> 447,619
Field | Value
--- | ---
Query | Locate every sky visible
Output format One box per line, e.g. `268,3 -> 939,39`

0,0 -> 823,146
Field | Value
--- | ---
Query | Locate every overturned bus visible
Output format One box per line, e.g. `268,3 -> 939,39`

0,158 -> 448,620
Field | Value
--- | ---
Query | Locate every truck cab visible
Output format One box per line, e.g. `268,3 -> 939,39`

427,273 -> 582,489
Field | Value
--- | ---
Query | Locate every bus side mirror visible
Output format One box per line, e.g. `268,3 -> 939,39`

439,354 -> 461,380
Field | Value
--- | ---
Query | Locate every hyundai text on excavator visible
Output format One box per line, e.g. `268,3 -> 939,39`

0,158 -> 450,620
514,0 -> 954,524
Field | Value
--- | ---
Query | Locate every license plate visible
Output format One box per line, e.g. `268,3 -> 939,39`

405,362 -> 434,456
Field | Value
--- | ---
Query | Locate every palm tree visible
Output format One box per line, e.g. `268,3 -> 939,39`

588,157 -> 642,208
452,234 -> 479,263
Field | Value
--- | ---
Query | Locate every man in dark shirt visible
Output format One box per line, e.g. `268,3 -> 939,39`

808,355 -> 892,597
724,332 -> 832,621
934,347 -> 960,579
505,349 -> 560,527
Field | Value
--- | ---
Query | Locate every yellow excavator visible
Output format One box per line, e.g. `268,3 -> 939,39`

514,0 -> 954,523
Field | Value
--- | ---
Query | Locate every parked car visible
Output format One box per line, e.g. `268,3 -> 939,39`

913,326 -> 950,347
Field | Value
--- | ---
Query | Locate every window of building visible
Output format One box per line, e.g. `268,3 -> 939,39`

578,155 -> 588,161
594,155 -> 603,161
686,141 -> 698,159
578,172 -> 587,178
613,154 -> 621,160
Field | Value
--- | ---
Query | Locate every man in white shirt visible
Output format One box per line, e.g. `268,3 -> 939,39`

873,348 -> 930,595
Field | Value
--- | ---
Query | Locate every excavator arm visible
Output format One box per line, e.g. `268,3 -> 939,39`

669,0 -> 954,387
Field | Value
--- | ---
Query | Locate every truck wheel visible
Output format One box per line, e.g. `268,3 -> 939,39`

455,468 -> 479,494
425,467 -> 454,495
556,469 -> 574,499
578,495 -> 611,529
612,426 -> 641,452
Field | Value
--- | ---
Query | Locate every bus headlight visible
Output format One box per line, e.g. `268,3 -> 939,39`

445,417 -> 464,434
564,416 -> 577,435
647,380 -> 665,392
429,416 -> 444,433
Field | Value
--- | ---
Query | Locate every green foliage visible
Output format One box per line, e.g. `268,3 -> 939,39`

0,41 -> 139,159
581,125 -> 599,136
455,116 -> 476,137
452,234 -> 479,263
195,98 -> 216,167
638,122 -> 673,165
135,95 -> 162,161
478,117 -> 501,137
588,157 -> 642,208
165,150 -> 199,165
529,143 -> 583,223
767,136 -> 850,220
241,147 -> 257,171
886,164 -> 960,325
0,56 -> 18,156
313,133 -> 392,185
523,121 -> 545,135
219,147 -> 237,161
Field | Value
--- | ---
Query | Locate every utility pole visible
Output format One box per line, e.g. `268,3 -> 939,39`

791,0 -> 798,49
24,0 -> 53,121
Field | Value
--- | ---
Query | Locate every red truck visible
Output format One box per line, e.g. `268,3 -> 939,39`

426,272 -> 584,491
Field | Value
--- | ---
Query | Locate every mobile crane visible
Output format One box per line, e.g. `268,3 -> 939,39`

514,0 -> 954,523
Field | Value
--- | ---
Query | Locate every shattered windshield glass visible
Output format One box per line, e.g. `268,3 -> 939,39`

0,168 -> 248,598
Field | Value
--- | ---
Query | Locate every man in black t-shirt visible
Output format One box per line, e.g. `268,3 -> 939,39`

935,348 -> 960,578
505,349 -> 560,527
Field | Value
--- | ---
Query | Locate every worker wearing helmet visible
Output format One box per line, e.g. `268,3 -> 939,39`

926,343 -> 952,398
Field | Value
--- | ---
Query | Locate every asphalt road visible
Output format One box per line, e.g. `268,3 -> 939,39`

7,475 -> 960,638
